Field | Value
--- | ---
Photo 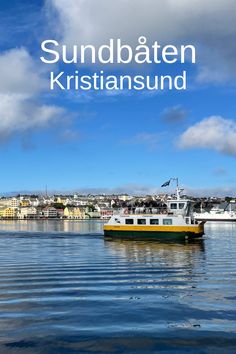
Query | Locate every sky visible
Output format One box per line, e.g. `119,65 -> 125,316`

0,0 -> 236,196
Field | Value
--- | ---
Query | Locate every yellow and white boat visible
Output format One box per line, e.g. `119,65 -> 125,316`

104,180 -> 204,240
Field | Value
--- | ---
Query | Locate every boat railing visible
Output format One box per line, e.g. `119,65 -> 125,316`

126,207 -> 168,215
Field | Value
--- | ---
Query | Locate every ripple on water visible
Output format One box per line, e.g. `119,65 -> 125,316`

0,221 -> 235,353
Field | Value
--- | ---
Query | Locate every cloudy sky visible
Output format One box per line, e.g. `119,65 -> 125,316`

0,0 -> 236,196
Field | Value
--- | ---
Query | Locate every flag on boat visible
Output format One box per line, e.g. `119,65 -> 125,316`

161,180 -> 170,187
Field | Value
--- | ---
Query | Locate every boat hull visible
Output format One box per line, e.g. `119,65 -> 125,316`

104,225 -> 204,240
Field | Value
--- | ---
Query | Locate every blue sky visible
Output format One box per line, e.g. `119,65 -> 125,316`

1,0 -> 236,196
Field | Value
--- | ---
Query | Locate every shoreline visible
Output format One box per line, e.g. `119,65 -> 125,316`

0,218 -> 105,221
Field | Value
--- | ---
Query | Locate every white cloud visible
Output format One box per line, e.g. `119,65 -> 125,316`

46,0 -> 236,83
0,48 -> 46,95
0,48 -> 67,141
0,94 -> 65,139
178,116 -> 236,155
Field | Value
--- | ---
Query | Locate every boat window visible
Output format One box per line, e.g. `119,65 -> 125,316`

150,219 -> 159,225
137,219 -> 146,225
179,203 -> 185,209
125,218 -> 134,224
170,203 -> 177,209
163,218 -> 173,225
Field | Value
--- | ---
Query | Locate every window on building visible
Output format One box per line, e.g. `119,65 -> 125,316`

179,203 -> 185,209
163,218 -> 173,225
170,203 -> 177,209
137,219 -> 146,225
125,219 -> 134,224
150,219 -> 159,225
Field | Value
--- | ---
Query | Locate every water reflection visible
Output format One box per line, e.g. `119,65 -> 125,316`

0,220 -> 105,234
105,239 -> 205,271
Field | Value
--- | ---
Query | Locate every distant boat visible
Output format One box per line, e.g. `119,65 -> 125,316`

104,179 -> 205,240
194,202 -> 236,222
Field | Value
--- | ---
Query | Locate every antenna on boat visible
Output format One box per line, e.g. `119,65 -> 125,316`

171,178 -> 181,200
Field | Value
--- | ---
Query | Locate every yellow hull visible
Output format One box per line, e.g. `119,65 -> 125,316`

104,224 -> 204,235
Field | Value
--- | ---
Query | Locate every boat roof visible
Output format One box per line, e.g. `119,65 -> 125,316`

113,214 -> 183,218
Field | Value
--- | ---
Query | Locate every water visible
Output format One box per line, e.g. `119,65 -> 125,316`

0,220 -> 235,353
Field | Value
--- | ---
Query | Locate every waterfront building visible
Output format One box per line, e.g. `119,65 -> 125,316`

55,196 -> 70,205
0,207 -> 18,219
64,206 -> 87,219
29,197 -> 40,207
20,199 -> 30,207
17,207 -> 37,219
85,206 -> 101,219
9,198 -> 20,208
41,207 -> 58,218
100,208 -> 114,219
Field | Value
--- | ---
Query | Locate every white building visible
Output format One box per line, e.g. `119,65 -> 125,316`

42,207 -> 58,218
9,198 -> 20,208
18,207 -> 37,219
29,198 -> 40,207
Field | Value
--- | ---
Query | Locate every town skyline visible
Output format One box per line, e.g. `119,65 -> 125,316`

0,191 -> 233,221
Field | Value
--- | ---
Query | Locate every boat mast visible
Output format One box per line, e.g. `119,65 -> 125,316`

161,177 -> 183,200
171,178 -> 181,200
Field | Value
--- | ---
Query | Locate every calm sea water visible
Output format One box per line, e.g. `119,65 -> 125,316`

0,220 -> 235,354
